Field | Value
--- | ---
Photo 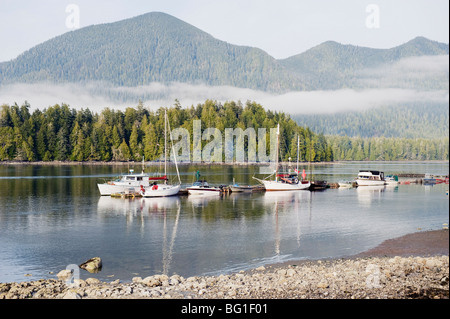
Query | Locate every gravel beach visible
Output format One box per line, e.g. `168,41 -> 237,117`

1,229 -> 448,300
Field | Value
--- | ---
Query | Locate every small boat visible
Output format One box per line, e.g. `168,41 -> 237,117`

338,180 -> 354,188
230,184 -> 254,193
384,175 -> 399,185
423,174 -> 436,185
187,180 -> 223,195
230,184 -> 265,193
355,170 -> 385,186
310,180 -> 328,191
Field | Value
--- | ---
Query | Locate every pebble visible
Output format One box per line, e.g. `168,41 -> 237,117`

0,255 -> 448,299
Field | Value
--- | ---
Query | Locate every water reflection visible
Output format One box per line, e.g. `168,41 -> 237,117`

356,185 -> 385,207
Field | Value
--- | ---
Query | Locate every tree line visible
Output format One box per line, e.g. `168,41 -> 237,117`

327,135 -> 449,161
1,100 -> 447,163
0,100 -> 333,163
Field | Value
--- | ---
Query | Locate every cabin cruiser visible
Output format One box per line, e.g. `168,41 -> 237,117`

97,169 -> 152,196
355,170 -> 385,186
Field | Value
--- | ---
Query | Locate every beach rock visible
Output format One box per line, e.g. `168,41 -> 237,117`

142,276 -> 161,287
79,257 -> 102,273
86,278 -> 101,285
0,255 -> 448,299
56,269 -> 73,281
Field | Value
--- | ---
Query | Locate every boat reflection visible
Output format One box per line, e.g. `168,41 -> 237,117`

356,185 -> 385,207
97,196 -> 181,276
97,196 -> 180,217
262,191 -> 312,257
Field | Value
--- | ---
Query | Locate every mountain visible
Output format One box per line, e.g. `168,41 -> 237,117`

0,12 -> 302,92
292,102 -> 449,139
0,12 -> 448,93
279,37 -> 449,90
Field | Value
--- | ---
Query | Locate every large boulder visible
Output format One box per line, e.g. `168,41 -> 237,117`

79,257 -> 102,273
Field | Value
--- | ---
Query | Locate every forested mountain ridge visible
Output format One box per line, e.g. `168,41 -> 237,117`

279,37 -> 449,90
0,12 -> 448,93
0,12 -> 301,92
293,102 -> 449,139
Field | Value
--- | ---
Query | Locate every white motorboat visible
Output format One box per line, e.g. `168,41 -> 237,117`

254,125 -> 310,191
187,180 -> 222,195
355,170 -> 385,186
97,167 -> 152,196
384,175 -> 399,185
338,180 -> 354,188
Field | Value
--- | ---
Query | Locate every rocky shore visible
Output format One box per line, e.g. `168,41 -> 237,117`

1,230 -> 448,300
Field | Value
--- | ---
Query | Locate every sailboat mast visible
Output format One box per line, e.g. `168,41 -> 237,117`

164,108 -> 167,181
275,124 -> 280,182
297,135 -> 299,173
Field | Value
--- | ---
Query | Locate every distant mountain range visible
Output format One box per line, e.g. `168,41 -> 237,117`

0,12 -> 448,93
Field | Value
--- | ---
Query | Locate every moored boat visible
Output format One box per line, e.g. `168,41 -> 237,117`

139,109 -> 181,197
384,175 -> 399,185
338,180 -> 354,188
187,180 -> 223,195
254,125 -> 310,191
139,178 -> 181,197
97,168 -> 151,196
355,170 -> 385,186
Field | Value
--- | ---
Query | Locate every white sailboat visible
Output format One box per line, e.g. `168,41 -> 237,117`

140,109 -> 181,197
254,125 -> 310,191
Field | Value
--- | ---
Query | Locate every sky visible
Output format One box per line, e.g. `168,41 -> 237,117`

0,0 -> 448,62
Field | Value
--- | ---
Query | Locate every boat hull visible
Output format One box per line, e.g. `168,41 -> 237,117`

187,187 -> 221,195
355,179 -> 385,186
97,183 -> 143,196
141,184 -> 180,197
261,180 -> 311,191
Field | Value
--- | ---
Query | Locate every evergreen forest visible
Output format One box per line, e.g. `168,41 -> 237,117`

1,100 -> 448,164
0,100 -> 333,163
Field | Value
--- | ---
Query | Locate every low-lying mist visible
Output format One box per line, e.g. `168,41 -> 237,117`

0,55 -> 448,114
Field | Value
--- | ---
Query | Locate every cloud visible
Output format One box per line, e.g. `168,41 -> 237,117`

355,55 -> 449,89
1,55 -> 448,114
0,81 -> 448,115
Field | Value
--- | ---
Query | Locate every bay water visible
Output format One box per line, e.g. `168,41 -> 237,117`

0,161 -> 448,283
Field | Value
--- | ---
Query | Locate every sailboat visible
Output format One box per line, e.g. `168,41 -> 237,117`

140,109 -> 181,197
253,125 -> 310,191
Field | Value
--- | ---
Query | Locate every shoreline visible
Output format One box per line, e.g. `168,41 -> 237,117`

1,229 -> 448,299
0,160 -> 337,166
1,160 -> 448,166
262,229 -> 449,272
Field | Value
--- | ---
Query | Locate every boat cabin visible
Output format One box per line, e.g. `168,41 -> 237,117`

357,170 -> 384,181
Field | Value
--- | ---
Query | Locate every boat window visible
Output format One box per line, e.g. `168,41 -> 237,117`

126,176 -> 135,181
137,177 -> 143,181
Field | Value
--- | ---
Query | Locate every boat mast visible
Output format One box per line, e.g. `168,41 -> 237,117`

164,108 -> 167,183
296,134 -> 299,173
275,124 -> 280,182
166,109 -> 182,185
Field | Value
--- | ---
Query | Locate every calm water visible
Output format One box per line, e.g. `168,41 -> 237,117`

0,161 -> 448,283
